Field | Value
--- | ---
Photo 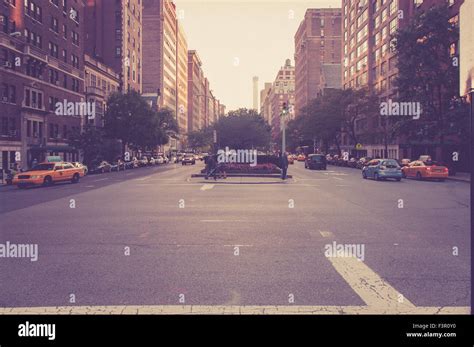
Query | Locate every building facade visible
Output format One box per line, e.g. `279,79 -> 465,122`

84,54 -> 120,128
187,50 -> 204,132
294,8 -> 342,116
85,0 -> 142,93
176,22 -> 188,137
1,0 -> 86,170
341,0 -> 465,161
266,59 -> 296,141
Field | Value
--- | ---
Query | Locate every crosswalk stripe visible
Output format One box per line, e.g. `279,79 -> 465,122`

200,184 -> 215,191
328,256 -> 415,310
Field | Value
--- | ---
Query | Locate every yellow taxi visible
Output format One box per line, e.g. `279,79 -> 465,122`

297,154 -> 306,161
13,162 -> 83,188
401,160 -> 449,181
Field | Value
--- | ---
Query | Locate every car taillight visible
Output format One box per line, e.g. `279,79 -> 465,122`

426,167 -> 431,171
444,168 -> 448,172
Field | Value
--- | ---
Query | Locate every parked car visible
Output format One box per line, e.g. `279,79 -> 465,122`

111,160 -> 126,171
305,154 -> 327,170
89,160 -> 112,174
399,158 -> 411,168
148,157 -> 157,166
439,161 -> 457,176
356,157 -> 372,169
138,157 -> 148,167
182,153 -> 196,165
13,162 -> 82,188
337,156 -> 349,167
287,155 -> 294,164
362,159 -> 402,181
401,160 -> 448,181
124,161 -> 135,170
347,157 -> 358,168
71,162 -> 88,176
418,155 -> 432,162
297,154 -> 306,161
155,156 -> 164,164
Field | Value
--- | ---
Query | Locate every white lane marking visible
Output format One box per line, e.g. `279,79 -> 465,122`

335,185 -> 349,187
136,176 -> 152,181
332,177 -> 344,181
223,244 -> 253,247
200,220 -> 246,223
92,178 -> 109,182
84,185 -> 95,188
319,231 -> 334,238
328,256 -> 415,310
200,184 -> 215,191
0,305 -> 468,315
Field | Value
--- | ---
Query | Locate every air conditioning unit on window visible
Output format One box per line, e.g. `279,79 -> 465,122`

4,61 -> 12,68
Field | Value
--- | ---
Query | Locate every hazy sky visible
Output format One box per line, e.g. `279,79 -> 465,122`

174,0 -> 341,111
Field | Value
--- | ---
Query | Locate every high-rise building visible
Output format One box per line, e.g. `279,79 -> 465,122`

142,0 -> 176,112
1,0 -> 86,170
294,8 -> 342,116
260,82 -> 272,123
341,0 -> 464,160
85,0 -> 143,93
176,22 -> 188,136
459,0 -> 473,98
269,59 -> 296,140
187,50 -> 204,132
252,76 -> 259,110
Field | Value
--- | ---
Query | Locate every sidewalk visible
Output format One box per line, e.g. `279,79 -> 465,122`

447,172 -> 470,183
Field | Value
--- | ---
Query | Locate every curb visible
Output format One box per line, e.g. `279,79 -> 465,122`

191,174 -> 293,179
446,176 -> 470,183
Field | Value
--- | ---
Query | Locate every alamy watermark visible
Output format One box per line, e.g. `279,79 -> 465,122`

324,241 -> 365,262
380,99 -> 421,120
217,146 -> 258,167
55,99 -> 96,119
0,241 -> 38,261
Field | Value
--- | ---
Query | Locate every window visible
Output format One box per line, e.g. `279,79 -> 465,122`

51,16 -> 59,33
49,42 -> 59,58
24,88 -> 43,109
71,31 -> 79,46
389,18 -> 397,35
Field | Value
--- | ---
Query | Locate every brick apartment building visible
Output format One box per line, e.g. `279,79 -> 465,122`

1,0 -> 86,170
187,49 -> 204,132
341,0 -> 465,163
84,0 -> 142,93
294,8 -> 342,117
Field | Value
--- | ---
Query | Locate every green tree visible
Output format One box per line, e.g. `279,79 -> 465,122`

68,125 -> 121,165
394,3 -> 468,159
188,127 -> 213,151
214,108 -> 271,149
104,91 -> 178,153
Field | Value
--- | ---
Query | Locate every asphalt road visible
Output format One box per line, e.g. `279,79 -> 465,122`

0,161 -> 470,311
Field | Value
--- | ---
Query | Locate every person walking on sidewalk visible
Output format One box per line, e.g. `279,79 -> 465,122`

281,152 -> 289,180
206,154 -> 217,180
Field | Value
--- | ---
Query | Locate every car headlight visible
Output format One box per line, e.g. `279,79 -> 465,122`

30,175 -> 42,179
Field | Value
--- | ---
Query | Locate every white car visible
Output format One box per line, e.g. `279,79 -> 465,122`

148,157 -> 156,165
156,156 -> 164,164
